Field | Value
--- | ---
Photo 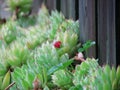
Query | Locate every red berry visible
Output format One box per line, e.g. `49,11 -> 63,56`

54,41 -> 61,48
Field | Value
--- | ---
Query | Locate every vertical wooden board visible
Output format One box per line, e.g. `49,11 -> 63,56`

75,0 -> 79,20
116,0 -> 120,66
97,0 -> 107,65
60,0 -> 67,18
56,0 -> 61,11
66,0 -> 75,20
61,0 -> 75,19
0,0 -> 11,19
79,0 -> 96,58
97,0 -> 116,66
31,0 -> 44,14
107,0 -> 116,66
46,0 -> 56,11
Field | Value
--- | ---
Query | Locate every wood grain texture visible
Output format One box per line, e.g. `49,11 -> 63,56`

31,0 -> 44,14
97,0 -> 116,66
79,0 -> 96,58
60,0 -> 67,18
46,0 -> 56,12
66,0 -> 75,20
0,0 -> 11,19
32,0 -> 57,13
116,0 -> 120,66
60,0 -> 76,19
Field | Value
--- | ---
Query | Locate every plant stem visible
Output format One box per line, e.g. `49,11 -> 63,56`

5,82 -> 15,90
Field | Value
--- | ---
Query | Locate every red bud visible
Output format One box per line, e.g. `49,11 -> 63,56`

53,41 -> 61,48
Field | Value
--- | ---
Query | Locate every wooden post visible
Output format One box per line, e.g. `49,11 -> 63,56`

79,0 -> 96,58
97,0 -> 116,66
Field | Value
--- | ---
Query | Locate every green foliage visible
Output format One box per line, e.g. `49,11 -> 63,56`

59,20 -> 79,34
73,58 -> 100,89
24,27 -> 48,49
0,21 -> 18,44
48,59 -> 73,75
0,63 -> 7,76
56,30 -> 79,56
34,42 -> 70,70
48,11 -> 65,40
7,0 -> 32,17
4,42 -> 31,68
0,40 -> 2,48
0,1 -> 119,90
78,40 -> 95,52
17,16 -> 36,28
73,58 -> 120,90
11,65 -> 34,90
69,85 -> 83,90
1,70 -> 10,90
10,42 -> 73,89
52,69 -> 73,89
37,4 -> 50,28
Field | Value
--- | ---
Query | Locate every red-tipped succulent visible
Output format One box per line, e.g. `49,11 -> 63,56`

53,41 -> 62,48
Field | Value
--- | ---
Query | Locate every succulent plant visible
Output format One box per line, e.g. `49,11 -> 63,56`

11,65 -> 35,90
24,28 -> 48,49
59,20 -> 79,34
10,42 -> 73,90
0,63 -> 7,76
94,65 -> 120,90
34,42 -> 70,70
1,1 -> 119,90
73,58 -> 100,89
1,70 -> 11,90
48,11 -> 65,40
5,42 -> 31,68
0,21 -> 18,44
55,30 -> 79,56
17,16 -> 36,28
73,58 -> 120,90
37,4 -> 50,29
7,0 -> 32,17
69,85 -> 83,90
52,69 -> 73,89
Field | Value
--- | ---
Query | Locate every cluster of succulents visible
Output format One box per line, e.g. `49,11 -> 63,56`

0,0 -> 119,90
11,43 -> 73,89
73,59 -> 120,90
0,1 -> 79,89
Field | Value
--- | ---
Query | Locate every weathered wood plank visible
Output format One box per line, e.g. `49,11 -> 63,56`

116,0 -> 120,66
31,0 -> 44,14
79,0 -> 96,58
97,0 -> 116,66
66,0 -> 75,20
60,0 -> 67,18
56,0 -> 60,11
0,0 -> 11,19
60,0 -> 76,19
75,0 -> 79,20
46,0 -> 56,12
